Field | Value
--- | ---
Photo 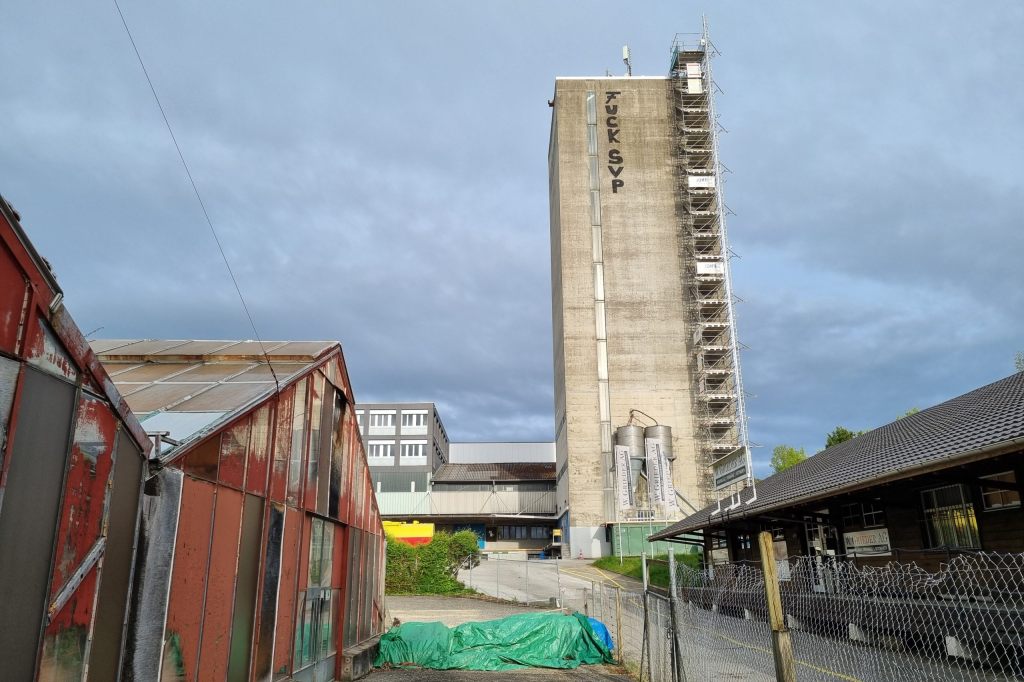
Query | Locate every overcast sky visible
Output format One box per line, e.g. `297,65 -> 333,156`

3,2 -> 1022,475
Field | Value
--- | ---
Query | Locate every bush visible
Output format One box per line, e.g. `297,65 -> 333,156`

385,530 -> 481,595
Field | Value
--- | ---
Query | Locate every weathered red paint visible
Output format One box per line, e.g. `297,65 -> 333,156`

39,565 -> 100,678
165,477 -> 217,680
218,417 -> 250,490
0,241 -> 28,354
48,397 -> 118,598
273,507 -> 302,676
269,391 -> 292,503
197,487 -> 244,680
244,403 -> 272,496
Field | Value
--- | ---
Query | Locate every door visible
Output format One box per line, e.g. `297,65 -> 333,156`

293,518 -> 337,681
804,520 -> 837,593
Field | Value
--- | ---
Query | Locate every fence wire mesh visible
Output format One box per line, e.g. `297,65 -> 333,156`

579,552 -> 1024,682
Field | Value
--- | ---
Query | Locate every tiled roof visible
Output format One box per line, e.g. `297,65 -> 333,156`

432,462 -> 556,483
652,371 -> 1024,540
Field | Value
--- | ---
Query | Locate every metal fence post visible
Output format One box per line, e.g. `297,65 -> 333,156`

758,531 -> 796,682
615,587 -> 623,664
496,553 -> 500,599
642,553 -> 652,681
555,559 -> 562,608
525,555 -> 530,603
668,548 -> 687,682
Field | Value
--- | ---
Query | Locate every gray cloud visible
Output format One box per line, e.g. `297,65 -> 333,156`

2,2 -> 1022,458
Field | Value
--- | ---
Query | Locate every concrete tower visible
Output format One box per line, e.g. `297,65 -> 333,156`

548,29 -> 749,558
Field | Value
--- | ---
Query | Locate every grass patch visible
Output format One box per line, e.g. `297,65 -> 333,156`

592,553 -> 701,589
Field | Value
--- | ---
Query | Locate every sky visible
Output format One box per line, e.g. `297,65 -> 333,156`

2,2 -> 1022,476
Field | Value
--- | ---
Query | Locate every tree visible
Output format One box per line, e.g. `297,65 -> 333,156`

825,426 -> 861,448
770,445 -> 807,474
1015,351 -> 1024,372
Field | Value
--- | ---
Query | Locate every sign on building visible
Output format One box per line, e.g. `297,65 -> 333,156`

843,528 -> 892,557
614,445 -> 634,510
712,447 -> 748,490
687,174 -> 716,189
696,261 -> 725,276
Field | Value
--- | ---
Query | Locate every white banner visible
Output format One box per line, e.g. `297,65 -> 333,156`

614,445 -> 634,510
688,174 -> 716,189
696,261 -> 725,276
645,438 -> 678,512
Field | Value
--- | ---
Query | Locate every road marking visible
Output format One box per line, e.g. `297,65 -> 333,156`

698,628 -> 863,682
591,566 -> 626,589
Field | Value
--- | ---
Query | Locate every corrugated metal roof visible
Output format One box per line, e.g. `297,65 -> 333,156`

651,371 -> 1024,540
432,463 -> 555,482
92,339 -> 338,447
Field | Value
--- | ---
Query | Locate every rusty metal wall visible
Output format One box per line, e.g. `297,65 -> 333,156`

219,418 -> 250,491
0,366 -> 77,681
89,428 -> 145,680
197,486 -> 244,680
123,467 -> 183,681
273,506 -> 302,675
251,502 -> 284,681
164,477 -> 216,680
227,494 -> 264,681
245,404 -> 272,497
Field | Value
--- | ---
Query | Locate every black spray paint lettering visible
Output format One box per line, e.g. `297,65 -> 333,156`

605,91 -> 624,192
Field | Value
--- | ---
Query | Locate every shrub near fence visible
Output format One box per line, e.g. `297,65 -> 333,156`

385,530 -> 480,595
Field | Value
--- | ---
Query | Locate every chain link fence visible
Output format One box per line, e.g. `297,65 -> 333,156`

581,550 -> 1024,682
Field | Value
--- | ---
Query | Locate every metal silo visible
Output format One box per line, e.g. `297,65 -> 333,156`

644,424 -> 674,461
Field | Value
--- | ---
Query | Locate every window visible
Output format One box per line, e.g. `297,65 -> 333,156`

980,471 -> 1021,510
400,443 -> 425,458
369,413 -> 394,427
862,500 -> 885,527
530,526 -> 549,539
921,485 -> 980,549
498,525 -> 529,540
367,442 -> 393,458
401,413 -> 427,427
841,500 -> 886,529
356,411 -> 365,426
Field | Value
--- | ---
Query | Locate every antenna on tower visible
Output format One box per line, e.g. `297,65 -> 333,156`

622,45 -> 632,76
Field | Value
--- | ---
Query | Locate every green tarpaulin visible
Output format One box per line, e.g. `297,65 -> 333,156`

374,612 -> 614,671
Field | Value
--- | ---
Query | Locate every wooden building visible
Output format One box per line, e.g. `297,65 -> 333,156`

651,371 -> 1024,571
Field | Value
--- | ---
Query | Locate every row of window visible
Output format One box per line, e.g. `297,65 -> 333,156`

366,441 -> 427,459
358,412 -> 430,427
495,525 -> 552,540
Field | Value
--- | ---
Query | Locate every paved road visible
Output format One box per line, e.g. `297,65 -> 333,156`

386,595 -> 551,627
458,557 -> 644,607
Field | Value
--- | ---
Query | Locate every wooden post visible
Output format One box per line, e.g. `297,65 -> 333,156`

667,548 -> 684,682
615,587 -> 623,664
758,531 -> 796,682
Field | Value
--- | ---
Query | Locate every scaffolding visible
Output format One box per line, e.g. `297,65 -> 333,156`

669,23 -> 751,501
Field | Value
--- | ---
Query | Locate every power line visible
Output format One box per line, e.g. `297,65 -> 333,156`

112,0 -> 279,392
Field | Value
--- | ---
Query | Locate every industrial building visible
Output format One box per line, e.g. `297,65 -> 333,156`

548,29 -> 749,557
358,402 -> 560,555
355,402 -> 449,494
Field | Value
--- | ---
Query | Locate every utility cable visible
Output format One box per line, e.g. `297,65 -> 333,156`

112,0 -> 280,392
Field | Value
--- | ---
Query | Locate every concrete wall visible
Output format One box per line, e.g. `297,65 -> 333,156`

550,77 -> 704,556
